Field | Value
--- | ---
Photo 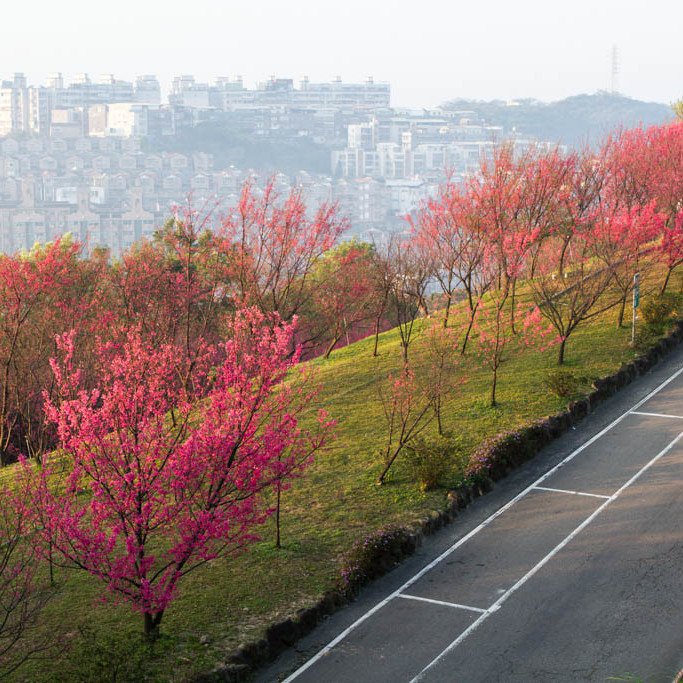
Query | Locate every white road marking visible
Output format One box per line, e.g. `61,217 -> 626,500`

397,594 -> 486,613
282,362 -> 683,683
533,485 -> 610,499
410,428 -> 683,682
631,411 -> 683,420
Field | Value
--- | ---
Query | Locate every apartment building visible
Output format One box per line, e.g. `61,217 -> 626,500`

170,75 -> 390,112
0,73 -> 162,137
0,73 -> 31,136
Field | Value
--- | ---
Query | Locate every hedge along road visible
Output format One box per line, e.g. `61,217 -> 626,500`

256,344 -> 683,683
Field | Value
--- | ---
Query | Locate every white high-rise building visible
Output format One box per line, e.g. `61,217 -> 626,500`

134,75 -> 161,105
0,73 -> 29,136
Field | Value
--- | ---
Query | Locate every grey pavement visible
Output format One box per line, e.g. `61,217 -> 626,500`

257,346 -> 683,683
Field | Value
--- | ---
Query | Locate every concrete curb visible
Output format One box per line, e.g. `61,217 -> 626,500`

194,320 -> 683,682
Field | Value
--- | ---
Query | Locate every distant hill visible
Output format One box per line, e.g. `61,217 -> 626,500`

146,120 -> 331,175
441,93 -> 674,147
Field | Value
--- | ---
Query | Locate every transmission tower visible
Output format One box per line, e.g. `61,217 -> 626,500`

610,44 -> 620,94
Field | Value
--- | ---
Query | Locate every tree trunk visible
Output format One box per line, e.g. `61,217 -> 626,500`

490,368 -> 498,407
616,293 -> 627,328
48,540 -> 54,586
372,315 -> 382,357
442,295 -> 452,328
376,446 -> 401,485
557,337 -> 566,365
275,482 -> 281,549
324,334 -> 341,360
144,611 -> 163,640
510,278 -> 517,334
661,266 -> 673,295
461,304 -> 478,355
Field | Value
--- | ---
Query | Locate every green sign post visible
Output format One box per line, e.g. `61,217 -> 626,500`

632,272 -> 640,346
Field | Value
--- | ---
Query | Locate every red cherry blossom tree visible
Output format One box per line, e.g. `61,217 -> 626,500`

474,145 -> 530,333
387,238 -> 432,364
106,203 -> 234,363
528,145 -> 623,364
411,181 -> 477,329
375,365 -> 435,486
472,298 -> 553,406
417,318 -> 466,436
367,236 -> 399,358
529,231 -> 617,365
308,241 -> 376,359
646,123 -> 683,291
0,238 -> 99,465
593,202 -> 663,327
659,210 -> 683,293
222,180 -> 347,328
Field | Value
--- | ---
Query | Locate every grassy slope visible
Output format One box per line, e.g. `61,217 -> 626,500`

12,280 -> 671,681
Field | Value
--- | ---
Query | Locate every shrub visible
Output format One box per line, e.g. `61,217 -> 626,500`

338,526 -> 412,597
544,367 -> 580,398
640,292 -> 681,333
633,326 -> 662,352
465,426 -> 539,481
404,436 -> 460,491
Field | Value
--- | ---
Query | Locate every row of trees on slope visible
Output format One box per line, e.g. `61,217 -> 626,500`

369,122 -> 683,438
413,122 -> 683,366
374,122 -> 683,485
6,121 -> 682,468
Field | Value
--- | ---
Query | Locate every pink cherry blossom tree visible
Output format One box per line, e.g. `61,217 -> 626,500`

659,210 -> 683,294
28,308 -> 334,638
375,365 -> 434,486
473,301 -> 554,406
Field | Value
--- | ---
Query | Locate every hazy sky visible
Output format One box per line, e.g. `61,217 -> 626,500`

3,0 -> 681,108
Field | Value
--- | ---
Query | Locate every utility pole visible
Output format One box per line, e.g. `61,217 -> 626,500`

610,44 -> 620,95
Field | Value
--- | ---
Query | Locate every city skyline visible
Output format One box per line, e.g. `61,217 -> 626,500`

4,0 -> 682,109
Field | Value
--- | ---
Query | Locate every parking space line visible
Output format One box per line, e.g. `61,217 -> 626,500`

631,411 -> 683,420
533,485 -> 610,499
409,428 -> 683,682
397,594 -> 486,613
282,363 -> 683,683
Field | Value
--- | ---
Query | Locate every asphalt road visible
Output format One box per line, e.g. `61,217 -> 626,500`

257,346 -> 683,683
